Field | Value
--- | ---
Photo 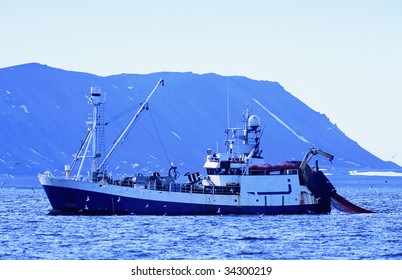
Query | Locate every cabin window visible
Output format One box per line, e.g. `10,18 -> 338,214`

207,168 -> 221,175
207,167 -> 242,176
230,168 -> 242,175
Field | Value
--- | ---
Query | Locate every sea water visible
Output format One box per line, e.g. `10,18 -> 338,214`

1,175 -> 402,260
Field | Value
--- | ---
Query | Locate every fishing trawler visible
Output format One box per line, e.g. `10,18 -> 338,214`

38,79 -> 373,215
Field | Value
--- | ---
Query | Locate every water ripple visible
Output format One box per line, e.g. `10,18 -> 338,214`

2,179 -> 402,260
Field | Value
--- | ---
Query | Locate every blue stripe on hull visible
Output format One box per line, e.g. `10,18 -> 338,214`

42,185 -> 330,215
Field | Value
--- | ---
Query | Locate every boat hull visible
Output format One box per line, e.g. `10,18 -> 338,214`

40,177 -> 331,215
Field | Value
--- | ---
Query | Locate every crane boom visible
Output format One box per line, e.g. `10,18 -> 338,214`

299,148 -> 334,183
300,148 -> 334,171
97,79 -> 164,172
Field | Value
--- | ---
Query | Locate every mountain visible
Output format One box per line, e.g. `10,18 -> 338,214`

0,63 -> 400,179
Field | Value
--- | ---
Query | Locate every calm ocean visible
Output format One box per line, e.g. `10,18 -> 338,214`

1,175 -> 402,260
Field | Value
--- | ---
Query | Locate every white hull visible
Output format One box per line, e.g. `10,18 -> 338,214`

39,172 -> 330,215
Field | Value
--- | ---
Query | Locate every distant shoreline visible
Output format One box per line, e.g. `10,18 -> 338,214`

349,170 -> 402,177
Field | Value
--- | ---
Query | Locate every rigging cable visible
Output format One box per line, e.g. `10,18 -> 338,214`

101,104 -> 145,170
149,109 -> 171,167
104,104 -> 141,125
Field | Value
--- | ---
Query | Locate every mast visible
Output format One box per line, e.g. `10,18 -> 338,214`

97,79 -> 164,172
91,87 -> 102,176
74,87 -> 103,180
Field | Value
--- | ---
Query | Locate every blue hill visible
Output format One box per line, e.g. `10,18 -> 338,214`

1,63 -> 400,179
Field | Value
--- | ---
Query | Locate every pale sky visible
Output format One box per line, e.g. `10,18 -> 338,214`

1,0 -> 402,166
